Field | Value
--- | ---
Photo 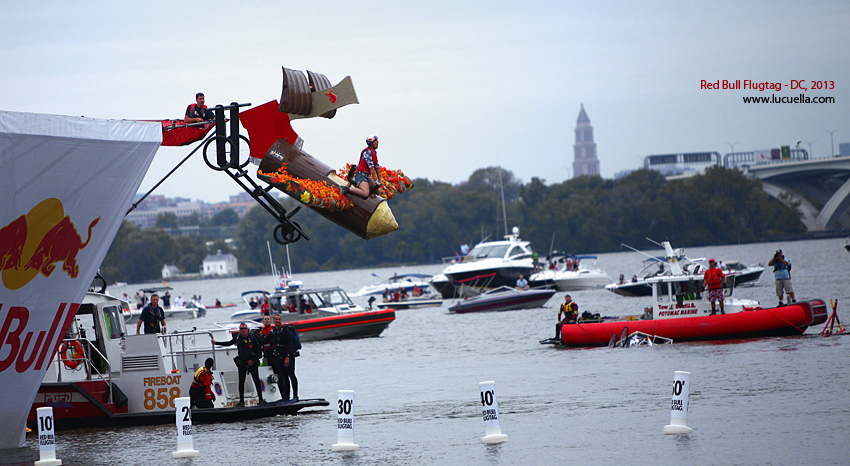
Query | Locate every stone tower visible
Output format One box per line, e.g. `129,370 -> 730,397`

573,104 -> 600,177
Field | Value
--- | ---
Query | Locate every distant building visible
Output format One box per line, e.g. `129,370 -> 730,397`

162,264 -> 181,280
573,104 -> 600,177
202,250 -> 238,277
840,142 -> 850,157
124,192 -> 281,230
125,195 -> 207,229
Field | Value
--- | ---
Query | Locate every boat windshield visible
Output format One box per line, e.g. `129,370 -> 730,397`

467,244 -> 511,260
272,288 -> 354,309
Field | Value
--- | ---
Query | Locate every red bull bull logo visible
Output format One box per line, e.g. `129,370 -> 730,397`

0,198 -> 99,290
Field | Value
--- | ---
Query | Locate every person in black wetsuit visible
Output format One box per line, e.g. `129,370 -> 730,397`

212,323 -> 267,407
265,314 -> 299,402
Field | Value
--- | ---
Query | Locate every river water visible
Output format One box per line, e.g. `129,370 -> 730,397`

4,237 -> 848,465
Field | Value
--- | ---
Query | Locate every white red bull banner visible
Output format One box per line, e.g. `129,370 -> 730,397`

0,111 -> 161,448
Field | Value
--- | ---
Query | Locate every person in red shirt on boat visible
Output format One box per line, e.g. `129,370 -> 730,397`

189,358 -> 216,409
703,259 -> 726,315
343,136 -> 384,199
184,92 -> 214,123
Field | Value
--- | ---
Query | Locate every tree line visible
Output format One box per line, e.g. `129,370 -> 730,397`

100,166 -> 805,283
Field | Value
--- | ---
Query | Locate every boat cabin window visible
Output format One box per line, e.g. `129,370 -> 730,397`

467,244 -> 510,260
102,305 -> 124,339
675,280 -> 702,300
507,246 -> 531,260
656,282 -> 670,302
312,290 -> 351,307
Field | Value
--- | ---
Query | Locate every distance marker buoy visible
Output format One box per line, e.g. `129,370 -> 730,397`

35,407 -> 61,466
663,371 -> 693,434
332,390 -> 359,451
172,397 -> 200,458
479,381 -> 508,444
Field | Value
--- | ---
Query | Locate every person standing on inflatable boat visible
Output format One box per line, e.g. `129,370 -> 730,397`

344,136 -> 384,199
703,259 -> 725,315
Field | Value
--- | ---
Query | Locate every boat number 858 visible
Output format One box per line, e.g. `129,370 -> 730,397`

144,387 -> 181,410
338,399 -> 352,415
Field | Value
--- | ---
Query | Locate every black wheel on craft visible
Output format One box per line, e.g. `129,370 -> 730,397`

273,222 -> 303,245
608,333 -> 617,347
619,326 -> 630,348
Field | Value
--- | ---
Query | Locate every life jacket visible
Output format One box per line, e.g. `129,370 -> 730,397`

357,146 -> 377,173
186,103 -> 208,119
192,367 -> 212,389
560,302 -> 577,320
259,325 -> 274,352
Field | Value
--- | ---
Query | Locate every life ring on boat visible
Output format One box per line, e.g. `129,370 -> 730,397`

59,341 -> 84,369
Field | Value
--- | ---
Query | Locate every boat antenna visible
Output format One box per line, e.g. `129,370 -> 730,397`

498,165 -> 508,237
267,241 -> 277,289
620,243 -> 665,263
645,237 -> 663,248
548,233 -> 556,258
285,243 -> 293,279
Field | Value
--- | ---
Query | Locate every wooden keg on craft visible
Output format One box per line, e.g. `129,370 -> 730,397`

258,139 -> 398,240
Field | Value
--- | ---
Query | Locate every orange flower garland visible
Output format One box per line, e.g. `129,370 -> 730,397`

259,164 -> 352,211
336,164 -> 414,201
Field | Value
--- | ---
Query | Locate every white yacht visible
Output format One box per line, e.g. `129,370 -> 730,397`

433,227 -> 536,298
528,255 -> 611,291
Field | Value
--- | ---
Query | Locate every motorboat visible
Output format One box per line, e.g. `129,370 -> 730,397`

29,292 -> 329,430
375,294 -> 443,310
437,226 -> 536,298
552,273 -> 827,347
123,286 -> 206,322
605,242 -> 763,297
448,286 -> 556,314
528,255 -> 611,291
353,273 -> 434,297
717,260 -> 764,286
230,282 -> 395,341
429,273 -> 457,299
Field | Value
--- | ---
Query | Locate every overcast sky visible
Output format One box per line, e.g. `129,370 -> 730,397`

2,1 -> 848,203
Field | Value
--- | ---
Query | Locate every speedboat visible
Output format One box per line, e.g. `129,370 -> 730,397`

605,242 -> 763,297
528,256 -> 611,291
123,286 -> 206,322
30,292 -> 329,430
353,273 -> 434,297
448,286 -> 556,314
375,294 -> 443,310
230,282 -> 395,341
554,273 -> 827,347
429,273 -> 457,299
715,260 -> 764,286
437,227 -> 536,298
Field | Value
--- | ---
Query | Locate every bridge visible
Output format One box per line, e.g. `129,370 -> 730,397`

653,151 -> 850,231
745,156 -> 850,231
